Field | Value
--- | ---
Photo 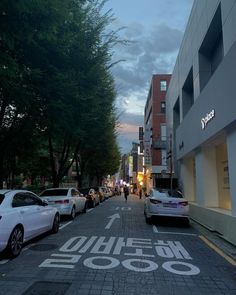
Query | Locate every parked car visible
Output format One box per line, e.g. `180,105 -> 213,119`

93,187 -> 105,203
79,188 -> 100,208
144,188 -> 189,224
100,186 -> 110,200
40,188 -> 87,219
0,189 -> 60,257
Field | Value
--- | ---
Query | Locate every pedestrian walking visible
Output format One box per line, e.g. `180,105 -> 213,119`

139,188 -> 142,199
124,185 -> 129,202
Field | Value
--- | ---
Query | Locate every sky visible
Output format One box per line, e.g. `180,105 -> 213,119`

103,0 -> 194,154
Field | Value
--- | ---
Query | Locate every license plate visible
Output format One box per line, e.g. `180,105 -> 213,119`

163,203 -> 177,208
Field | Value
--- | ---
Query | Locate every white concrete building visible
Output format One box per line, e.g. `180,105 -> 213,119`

166,0 -> 236,245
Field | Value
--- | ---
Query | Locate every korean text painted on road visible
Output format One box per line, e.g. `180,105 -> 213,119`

39,236 -> 200,276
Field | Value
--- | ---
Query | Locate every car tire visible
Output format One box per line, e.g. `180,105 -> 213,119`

184,218 -> 190,227
70,206 -> 76,220
145,215 -> 152,224
92,200 -> 95,208
7,226 -> 24,258
82,202 -> 87,213
144,210 -> 152,224
51,214 -> 60,233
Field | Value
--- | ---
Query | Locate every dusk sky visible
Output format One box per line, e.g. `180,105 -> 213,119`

103,0 -> 194,154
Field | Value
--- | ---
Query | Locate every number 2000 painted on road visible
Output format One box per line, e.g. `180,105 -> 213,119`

39,236 -> 200,276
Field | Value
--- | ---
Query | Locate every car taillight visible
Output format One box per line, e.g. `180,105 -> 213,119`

179,201 -> 188,206
150,199 -> 162,204
55,200 -> 69,204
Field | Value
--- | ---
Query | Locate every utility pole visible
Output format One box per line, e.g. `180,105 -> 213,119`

167,133 -> 173,193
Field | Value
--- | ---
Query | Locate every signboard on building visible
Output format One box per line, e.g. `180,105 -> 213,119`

128,156 -> 133,177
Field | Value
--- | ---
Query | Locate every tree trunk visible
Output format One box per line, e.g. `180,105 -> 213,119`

48,136 -> 57,187
0,154 -> 3,189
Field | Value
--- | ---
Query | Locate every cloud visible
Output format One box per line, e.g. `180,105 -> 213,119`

111,22 -> 183,99
103,0 -> 194,153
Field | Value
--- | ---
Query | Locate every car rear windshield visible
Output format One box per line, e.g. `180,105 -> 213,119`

0,194 -> 5,205
40,189 -> 68,197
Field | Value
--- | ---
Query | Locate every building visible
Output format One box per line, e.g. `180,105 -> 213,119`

144,74 -> 171,192
165,0 -> 236,245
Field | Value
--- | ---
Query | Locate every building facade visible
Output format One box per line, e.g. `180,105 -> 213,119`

144,74 -> 171,192
166,0 -> 236,245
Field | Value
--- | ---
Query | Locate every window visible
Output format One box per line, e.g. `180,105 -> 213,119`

173,97 -> 180,129
198,4 -> 223,91
182,67 -> 194,118
160,80 -> 167,91
160,101 -> 166,113
161,124 -> 166,140
0,194 -> 5,205
12,193 -> 42,207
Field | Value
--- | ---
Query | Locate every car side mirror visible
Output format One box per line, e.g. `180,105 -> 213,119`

42,200 -> 48,206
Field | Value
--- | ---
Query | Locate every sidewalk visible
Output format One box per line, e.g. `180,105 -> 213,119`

191,219 -> 236,265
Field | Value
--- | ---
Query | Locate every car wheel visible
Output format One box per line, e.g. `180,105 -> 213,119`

51,214 -> 60,233
70,206 -> 76,220
92,200 -> 95,208
144,210 -> 152,224
145,215 -> 152,224
82,202 -> 87,213
184,218 -> 190,227
7,226 -> 24,258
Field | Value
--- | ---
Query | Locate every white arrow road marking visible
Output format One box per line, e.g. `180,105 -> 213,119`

105,213 -> 120,229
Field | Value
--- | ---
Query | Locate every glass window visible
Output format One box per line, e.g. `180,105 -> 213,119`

160,80 -> 167,91
12,194 -> 26,207
0,194 -> 5,205
160,101 -> 166,113
40,189 -> 68,197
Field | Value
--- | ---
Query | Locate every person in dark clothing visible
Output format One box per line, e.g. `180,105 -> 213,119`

139,188 -> 142,199
124,185 -> 129,202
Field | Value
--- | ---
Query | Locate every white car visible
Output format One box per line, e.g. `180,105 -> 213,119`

0,189 -> 60,257
144,189 -> 189,224
40,188 -> 87,219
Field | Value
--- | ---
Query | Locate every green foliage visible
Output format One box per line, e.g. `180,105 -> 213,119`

0,0 -> 121,188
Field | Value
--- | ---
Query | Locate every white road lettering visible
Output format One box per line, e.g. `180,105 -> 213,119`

60,236 -> 87,252
90,237 -> 116,254
39,254 -> 81,269
39,235 -> 200,275
122,258 -> 158,272
162,261 -> 200,275
115,207 -> 131,211
83,256 -> 120,270
78,236 -> 98,253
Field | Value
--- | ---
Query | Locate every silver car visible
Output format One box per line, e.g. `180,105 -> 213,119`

40,188 -> 87,219
144,189 -> 189,224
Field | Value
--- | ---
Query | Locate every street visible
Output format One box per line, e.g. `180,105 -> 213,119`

0,194 -> 236,295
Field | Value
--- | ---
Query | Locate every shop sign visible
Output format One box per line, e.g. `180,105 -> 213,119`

201,109 -> 215,130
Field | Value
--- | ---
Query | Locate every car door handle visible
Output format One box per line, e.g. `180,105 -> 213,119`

20,210 -> 25,214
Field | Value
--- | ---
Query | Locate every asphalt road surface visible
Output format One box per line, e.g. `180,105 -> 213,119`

0,194 -> 236,295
